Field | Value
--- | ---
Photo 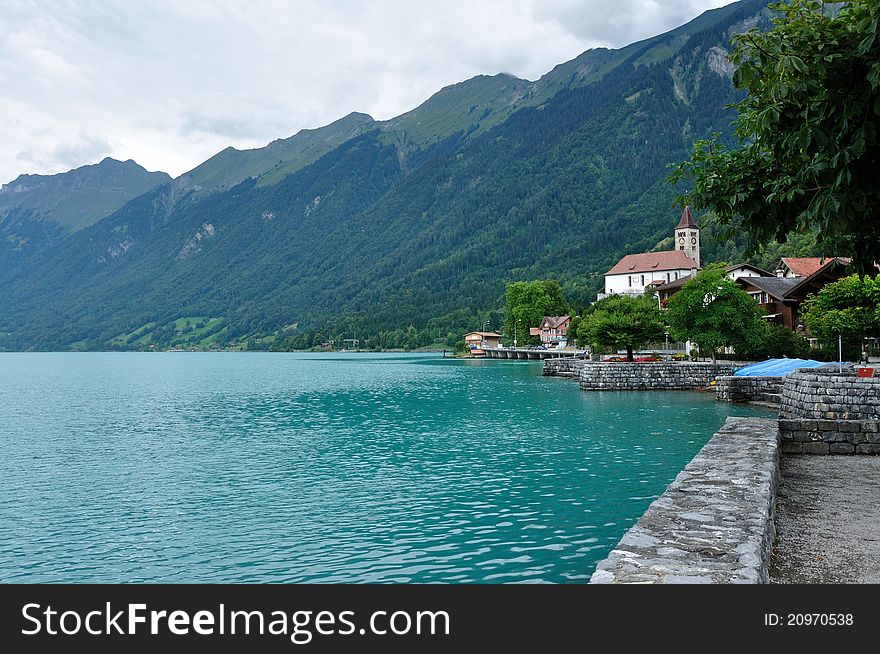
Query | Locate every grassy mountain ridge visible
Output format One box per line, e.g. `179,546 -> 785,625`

177,111 -> 378,193
0,158 -> 170,260
0,0 -> 773,351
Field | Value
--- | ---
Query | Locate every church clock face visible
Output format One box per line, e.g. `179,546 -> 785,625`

691,237 -> 697,244
678,238 -> 685,244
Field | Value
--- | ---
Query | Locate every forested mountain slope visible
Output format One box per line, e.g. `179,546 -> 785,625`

0,0 -> 774,351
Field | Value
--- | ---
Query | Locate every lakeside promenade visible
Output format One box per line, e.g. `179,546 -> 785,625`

543,356 -> 880,583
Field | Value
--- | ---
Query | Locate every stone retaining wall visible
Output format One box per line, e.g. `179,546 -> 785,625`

779,419 -> 880,454
541,357 -> 583,378
579,362 -> 737,391
780,369 -> 880,420
590,417 -> 780,584
716,375 -> 784,404
777,369 -> 880,453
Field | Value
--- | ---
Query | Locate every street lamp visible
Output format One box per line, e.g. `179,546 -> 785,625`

514,318 -> 521,350
665,332 -> 669,359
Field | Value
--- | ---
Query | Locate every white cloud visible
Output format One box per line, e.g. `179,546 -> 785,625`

0,0 -> 734,182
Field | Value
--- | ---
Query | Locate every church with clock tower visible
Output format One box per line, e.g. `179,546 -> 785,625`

674,205 -> 700,267
601,206 -> 701,298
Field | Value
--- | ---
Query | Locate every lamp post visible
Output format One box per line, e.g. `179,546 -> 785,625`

514,318 -> 521,350
665,331 -> 669,360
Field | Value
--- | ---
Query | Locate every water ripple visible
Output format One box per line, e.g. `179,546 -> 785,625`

0,352 -> 772,583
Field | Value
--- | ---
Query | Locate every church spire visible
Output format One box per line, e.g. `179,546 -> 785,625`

676,205 -> 698,229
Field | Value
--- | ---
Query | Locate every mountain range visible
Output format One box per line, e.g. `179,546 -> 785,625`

2,0 -> 804,351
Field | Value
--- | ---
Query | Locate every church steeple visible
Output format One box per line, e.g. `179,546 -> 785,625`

676,205 -> 698,229
673,205 -> 700,266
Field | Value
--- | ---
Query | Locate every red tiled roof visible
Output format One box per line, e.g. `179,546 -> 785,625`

606,250 -> 699,275
781,257 -> 850,277
540,315 -> 570,329
676,205 -> 698,229
785,258 -> 854,300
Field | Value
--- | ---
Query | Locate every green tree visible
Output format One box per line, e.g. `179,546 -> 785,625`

567,315 -> 583,348
801,274 -> 880,356
579,294 -> 664,362
666,264 -> 766,361
740,323 -> 810,359
671,0 -> 880,274
503,280 -> 570,346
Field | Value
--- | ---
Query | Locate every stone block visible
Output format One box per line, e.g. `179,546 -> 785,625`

802,442 -> 830,454
845,432 -> 868,445
856,444 -> 880,454
781,442 -> 803,454
829,443 -> 855,454
826,430 -> 850,443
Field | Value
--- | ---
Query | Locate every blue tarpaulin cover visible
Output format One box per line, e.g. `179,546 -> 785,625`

734,358 -> 826,377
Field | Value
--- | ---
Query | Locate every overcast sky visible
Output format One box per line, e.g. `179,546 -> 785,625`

0,0 -> 734,183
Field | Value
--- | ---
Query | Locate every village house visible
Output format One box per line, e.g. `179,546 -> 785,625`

774,257 -> 840,278
736,258 -> 852,330
529,316 -> 571,348
656,263 -> 771,306
602,207 -> 701,299
464,331 -> 501,356
735,276 -> 801,329
656,257 -> 852,330
598,204 -> 856,339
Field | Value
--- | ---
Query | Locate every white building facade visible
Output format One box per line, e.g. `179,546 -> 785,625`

603,252 -> 699,296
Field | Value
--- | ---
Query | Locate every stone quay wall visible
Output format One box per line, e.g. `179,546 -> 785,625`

777,369 -> 880,454
578,362 -> 738,391
716,375 -> 784,404
779,419 -> 880,454
590,417 -> 780,584
779,369 -> 880,420
541,357 -> 583,378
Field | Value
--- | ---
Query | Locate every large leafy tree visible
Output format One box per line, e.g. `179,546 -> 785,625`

503,280 -> 570,346
579,294 -> 664,362
666,264 -> 766,361
671,0 -> 880,274
801,274 -> 880,355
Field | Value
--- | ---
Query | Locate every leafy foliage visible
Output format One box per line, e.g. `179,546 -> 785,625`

579,293 -> 664,361
665,263 -> 766,358
801,274 -> 880,358
739,323 -> 810,359
503,280 -> 570,346
671,0 -> 880,274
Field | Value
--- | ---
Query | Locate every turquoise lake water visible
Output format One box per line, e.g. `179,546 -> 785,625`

0,352 -> 771,583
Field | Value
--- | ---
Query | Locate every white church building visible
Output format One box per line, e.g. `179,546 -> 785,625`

601,207 -> 701,298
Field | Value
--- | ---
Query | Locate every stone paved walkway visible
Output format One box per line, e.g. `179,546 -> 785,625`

771,455 -> 880,583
